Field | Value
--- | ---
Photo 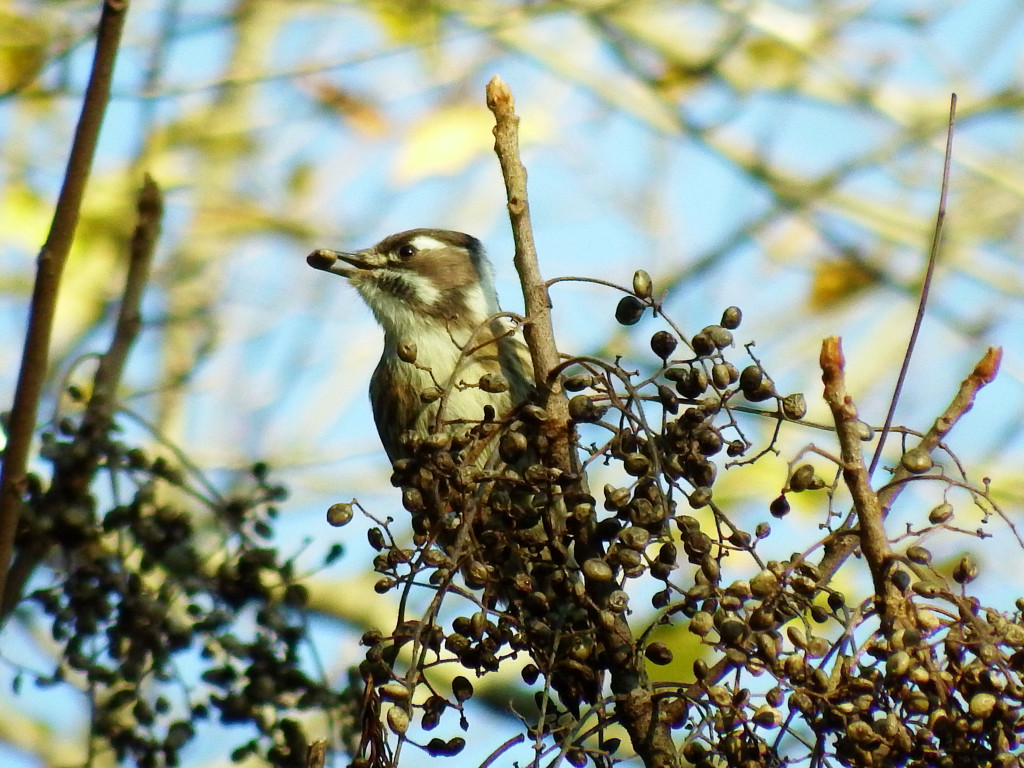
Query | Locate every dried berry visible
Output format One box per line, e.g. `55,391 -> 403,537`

769,495 -> 790,518
564,373 -> 594,391
650,330 -> 678,360
953,553 -> 978,584
478,372 -> 509,393
691,331 -> 715,357
568,394 -> 607,423
326,502 -> 354,527
781,393 -> 807,420
615,295 -> 645,325
928,502 -> 953,524
721,306 -> 742,329
740,365 -> 775,402
645,642 -> 673,665
632,269 -> 653,299
397,340 -> 417,363
498,431 -> 528,463
900,447 -> 932,474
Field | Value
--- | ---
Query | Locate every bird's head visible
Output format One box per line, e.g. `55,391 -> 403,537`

307,229 -> 500,341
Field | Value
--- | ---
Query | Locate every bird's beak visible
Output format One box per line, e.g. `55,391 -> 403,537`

306,248 -> 380,278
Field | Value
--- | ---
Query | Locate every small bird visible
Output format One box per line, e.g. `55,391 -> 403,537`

307,229 -> 534,464
309,229 -> 601,711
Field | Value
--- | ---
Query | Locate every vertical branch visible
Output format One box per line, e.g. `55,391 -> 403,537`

820,338 -> 901,630
0,0 -> 129,616
485,77 -> 573,469
1,176 -> 162,620
486,76 -> 678,768
869,94 -> 957,475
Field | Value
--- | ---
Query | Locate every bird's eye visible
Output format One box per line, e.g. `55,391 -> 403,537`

398,244 -> 417,259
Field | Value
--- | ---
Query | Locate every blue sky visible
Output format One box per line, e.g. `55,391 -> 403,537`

2,0 -> 1024,765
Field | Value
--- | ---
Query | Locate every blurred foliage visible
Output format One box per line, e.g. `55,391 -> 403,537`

1,0 -> 1023,766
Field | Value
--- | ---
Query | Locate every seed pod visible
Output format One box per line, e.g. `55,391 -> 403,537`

711,362 -> 739,388
380,681 -> 411,703
498,431 -> 528,463
615,295 -> 645,325
564,373 -> 594,391
420,386 -> 443,403
689,611 -> 713,636
694,426 -> 723,456
607,590 -> 629,611
632,269 -> 653,299
478,372 -> 509,393
401,487 -> 424,513
582,558 -> 615,583
969,692 -> 996,719
688,486 -> 712,508
691,331 -> 715,357
463,561 -> 489,590
953,553 -> 978,584
619,526 -> 650,550
674,366 -> 709,398
900,447 -> 932,474
397,340 -> 417,363
645,642 -> 673,665
740,365 -> 775,401
890,568 -> 911,593
657,384 -> 679,413
721,306 -> 742,329
929,502 -> 953,524
789,464 -> 822,492
650,330 -> 678,360
601,488 -> 629,516
367,527 -> 387,550
452,676 -> 474,703
912,581 -> 942,598
568,394 -> 607,423
387,706 -> 410,734
781,393 -> 807,420
327,502 -> 354,527
854,420 -> 874,440
624,452 -> 650,477
702,325 -> 733,349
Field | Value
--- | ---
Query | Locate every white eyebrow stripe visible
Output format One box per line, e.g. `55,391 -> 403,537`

408,235 -> 448,251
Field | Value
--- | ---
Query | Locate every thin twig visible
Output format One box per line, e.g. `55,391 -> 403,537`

869,94 -> 958,476
0,0 -> 130,620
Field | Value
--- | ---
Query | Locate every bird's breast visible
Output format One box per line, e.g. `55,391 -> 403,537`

370,319 -> 530,461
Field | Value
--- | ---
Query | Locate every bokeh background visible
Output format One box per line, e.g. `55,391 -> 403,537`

1,0 -> 1023,765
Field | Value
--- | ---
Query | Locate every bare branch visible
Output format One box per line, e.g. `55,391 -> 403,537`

0,0 -> 130,619
487,76 -> 678,768
820,337 -> 900,630
870,94 -> 958,475
1,175 -> 162,619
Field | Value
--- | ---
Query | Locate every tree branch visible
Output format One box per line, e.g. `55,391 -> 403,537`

0,0 -> 129,619
820,337 -> 900,630
1,175 -> 161,620
486,76 -> 678,768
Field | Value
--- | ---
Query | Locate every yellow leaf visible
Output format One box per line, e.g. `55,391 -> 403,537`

392,104 -> 495,184
0,9 -> 50,92
305,81 -> 387,137
809,258 -> 878,309
372,0 -> 443,44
